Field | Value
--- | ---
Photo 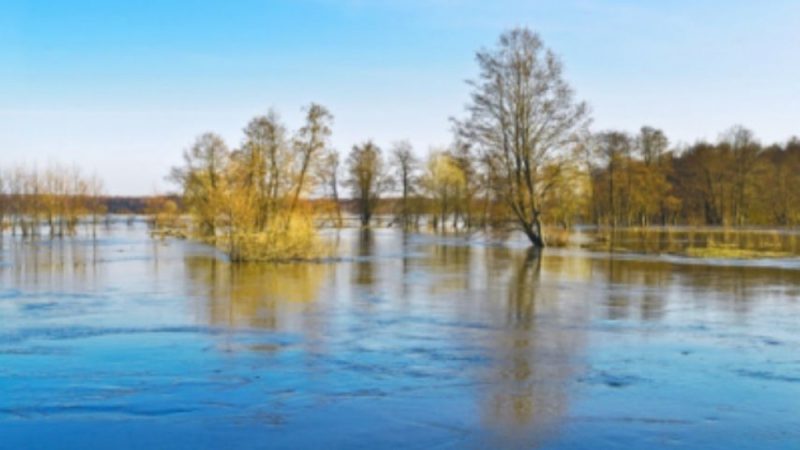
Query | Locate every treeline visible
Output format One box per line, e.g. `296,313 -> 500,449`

307,124 -> 800,231
106,196 -> 181,215
590,126 -> 800,227
0,164 -> 105,237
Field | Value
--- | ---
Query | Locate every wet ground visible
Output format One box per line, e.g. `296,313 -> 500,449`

1,222 -> 799,449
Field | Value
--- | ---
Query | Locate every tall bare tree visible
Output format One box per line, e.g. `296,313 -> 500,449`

290,103 -> 332,216
720,125 -> 760,226
457,28 -> 590,247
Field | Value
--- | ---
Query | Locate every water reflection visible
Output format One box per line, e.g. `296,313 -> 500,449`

183,257 -> 329,330
171,228 -> 800,447
3,225 -> 800,449
353,228 -> 375,286
587,227 -> 800,255
480,250 -> 589,446
0,237 -> 102,293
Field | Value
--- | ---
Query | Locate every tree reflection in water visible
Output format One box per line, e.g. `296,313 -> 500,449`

480,249 -> 589,446
138,227 -> 800,448
183,256 -> 328,331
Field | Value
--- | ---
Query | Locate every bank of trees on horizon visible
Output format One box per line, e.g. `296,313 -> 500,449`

0,164 -> 106,237
590,126 -> 800,228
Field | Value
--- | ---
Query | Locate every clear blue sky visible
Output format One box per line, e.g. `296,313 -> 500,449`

2,0 -> 798,195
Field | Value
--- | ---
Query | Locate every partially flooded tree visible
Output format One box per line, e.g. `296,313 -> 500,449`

236,111 -> 291,228
421,150 -> 466,231
458,28 -> 590,248
0,164 -> 104,239
87,173 -> 106,237
317,149 -> 343,227
169,104 -> 336,262
170,133 -> 230,239
390,140 -> 419,229
447,141 -> 482,229
346,141 -> 390,227
144,195 -> 180,230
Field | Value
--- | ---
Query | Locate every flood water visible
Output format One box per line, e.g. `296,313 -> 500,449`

1,222 -> 799,449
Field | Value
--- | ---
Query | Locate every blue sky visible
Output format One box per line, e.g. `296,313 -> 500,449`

1,0 -> 798,195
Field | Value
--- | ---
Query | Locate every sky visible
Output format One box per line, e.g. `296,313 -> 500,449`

1,0 -> 799,195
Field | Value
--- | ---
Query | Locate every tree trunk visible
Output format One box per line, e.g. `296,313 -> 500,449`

522,218 -> 545,248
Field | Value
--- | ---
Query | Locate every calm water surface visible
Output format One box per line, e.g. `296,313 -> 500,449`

1,222 -> 799,449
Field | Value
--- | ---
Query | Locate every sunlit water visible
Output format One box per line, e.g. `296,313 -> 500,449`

1,221 -> 799,449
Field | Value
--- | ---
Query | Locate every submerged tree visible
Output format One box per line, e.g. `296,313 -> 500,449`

0,164 -> 105,239
346,141 -> 390,227
169,104 -> 339,261
422,150 -> 466,231
236,111 -> 291,229
457,27 -> 590,248
317,149 -> 343,227
390,140 -> 419,229
170,133 -> 230,239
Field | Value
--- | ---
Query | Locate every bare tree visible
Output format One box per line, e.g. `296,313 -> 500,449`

317,149 -> 343,227
346,141 -> 390,227
390,140 -> 419,229
238,111 -> 290,228
637,126 -> 669,166
421,150 -> 466,231
169,133 -> 230,239
457,28 -> 590,248
592,131 -> 633,227
720,125 -> 760,226
290,103 -> 332,216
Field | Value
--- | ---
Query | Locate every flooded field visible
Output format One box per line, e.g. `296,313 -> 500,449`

1,222 -> 799,449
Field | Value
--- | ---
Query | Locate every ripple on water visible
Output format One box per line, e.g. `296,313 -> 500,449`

578,370 -> 649,388
0,404 -> 195,419
0,325 -> 223,344
734,369 -> 800,384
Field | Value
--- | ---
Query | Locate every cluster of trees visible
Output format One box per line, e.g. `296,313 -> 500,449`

169,28 -> 596,254
170,104 -> 337,261
338,28 -> 592,248
589,126 -> 800,227
0,164 -> 105,237
673,133 -> 800,226
170,27 -> 798,257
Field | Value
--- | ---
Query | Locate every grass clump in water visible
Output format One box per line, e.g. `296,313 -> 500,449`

684,245 -> 791,259
224,213 -> 329,263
